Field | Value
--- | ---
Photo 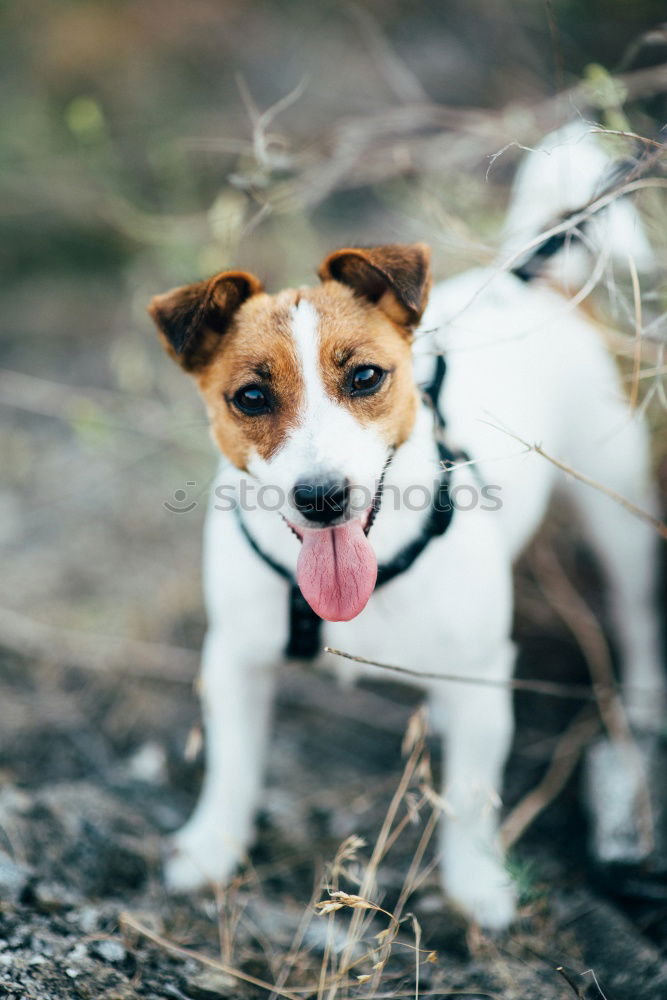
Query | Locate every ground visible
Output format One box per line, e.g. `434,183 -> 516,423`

1,599 -> 667,998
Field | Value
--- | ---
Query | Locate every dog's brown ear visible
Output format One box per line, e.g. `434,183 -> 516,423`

318,243 -> 431,326
148,270 -> 263,372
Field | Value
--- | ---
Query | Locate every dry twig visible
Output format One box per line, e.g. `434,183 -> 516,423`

532,543 -> 655,854
501,709 -> 600,849
627,253 -> 643,410
120,912 -> 304,1000
480,421 -> 667,541
324,646 -> 658,706
0,605 -> 197,682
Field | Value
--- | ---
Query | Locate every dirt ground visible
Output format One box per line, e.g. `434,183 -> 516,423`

1,538 -> 667,999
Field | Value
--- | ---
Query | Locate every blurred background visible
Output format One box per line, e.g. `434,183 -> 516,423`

1,2 -> 667,996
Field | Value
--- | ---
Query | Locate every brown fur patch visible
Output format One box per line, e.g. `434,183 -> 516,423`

195,290 -> 304,469
318,243 -> 432,326
148,271 -> 264,372
305,283 -> 419,449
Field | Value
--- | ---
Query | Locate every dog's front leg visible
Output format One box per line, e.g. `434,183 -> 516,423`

165,626 -> 277,892
430,641 -> 516,931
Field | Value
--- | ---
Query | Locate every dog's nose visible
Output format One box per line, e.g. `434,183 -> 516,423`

292,477 -> 350,524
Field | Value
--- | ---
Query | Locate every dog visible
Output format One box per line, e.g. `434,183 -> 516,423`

148,123 -> 665,930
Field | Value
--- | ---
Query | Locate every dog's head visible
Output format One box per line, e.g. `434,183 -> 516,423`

149,243 -> 431,621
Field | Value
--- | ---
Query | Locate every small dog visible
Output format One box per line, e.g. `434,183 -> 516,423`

148,124 -> 665,929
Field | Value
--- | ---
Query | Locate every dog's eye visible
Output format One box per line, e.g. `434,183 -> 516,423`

232,385 -> 271,415
350,365 -> 386,396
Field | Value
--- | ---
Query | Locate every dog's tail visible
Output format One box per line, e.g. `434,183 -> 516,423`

500,120 -> 655,287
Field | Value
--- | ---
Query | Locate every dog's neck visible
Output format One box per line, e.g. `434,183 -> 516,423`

368,395 -> 446,561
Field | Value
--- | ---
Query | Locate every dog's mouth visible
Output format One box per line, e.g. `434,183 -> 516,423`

285,466 -> 389,623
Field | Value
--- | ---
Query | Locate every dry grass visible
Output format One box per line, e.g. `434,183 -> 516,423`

116,702 -> 610,999
119,709 -> 448,1000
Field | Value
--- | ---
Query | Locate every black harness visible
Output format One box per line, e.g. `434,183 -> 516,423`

236,354 -> 467,659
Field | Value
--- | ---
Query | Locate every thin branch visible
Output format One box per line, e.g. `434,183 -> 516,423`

480,421 -> 667,541
120,912 -> 304,1000
240,62 -> 667,211
0,367 -> 206,446
0,605 -> 197,682
556,966 -> 587,1000
324,647 -> 659,706
532,543 -> 655,854
501,710 -> 600,849
346,4 -> 431,104
449,177 -> 667,326
627,253 -> 643,410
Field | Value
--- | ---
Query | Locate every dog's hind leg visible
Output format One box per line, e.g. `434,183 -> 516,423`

561,391 -> 667,874
562,405 -> 665,731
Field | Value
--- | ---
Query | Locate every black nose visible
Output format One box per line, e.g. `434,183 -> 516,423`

292,477 -> 350,524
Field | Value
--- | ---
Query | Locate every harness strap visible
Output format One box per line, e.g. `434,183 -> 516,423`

236,354 -> 471,659
423,354 -> 447,427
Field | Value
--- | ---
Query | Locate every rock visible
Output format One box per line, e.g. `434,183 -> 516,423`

125,742 -> 168,785
0,851 -> 31,902
184,968 -> 238,998
89,939 -> 127,964
31,880 -> 82,912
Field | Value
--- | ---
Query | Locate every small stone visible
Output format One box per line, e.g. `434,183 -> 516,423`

76,905 -> 103,934
126,742 -> 167,784
90,939 -> 127,964
185,968 -> 238,998
67,942 -> 88,964
32,880 -> 82,912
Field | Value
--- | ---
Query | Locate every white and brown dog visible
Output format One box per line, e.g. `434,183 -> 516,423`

148,124 -> 665,930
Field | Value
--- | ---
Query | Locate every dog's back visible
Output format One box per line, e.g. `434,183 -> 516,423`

420,122 -> 656,557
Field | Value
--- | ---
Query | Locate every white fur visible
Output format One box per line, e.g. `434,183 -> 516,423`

501,121 -> 655,289
165,129 -> 665,930
246,299 -> 389,530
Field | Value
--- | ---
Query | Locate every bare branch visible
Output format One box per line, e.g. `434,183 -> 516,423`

323,646 -> 658,706
480,420 -> 667,541
501,710 -> 600,849
120,912 -> 304,1000
627,253 -> 643,410
0,605 -> 197,682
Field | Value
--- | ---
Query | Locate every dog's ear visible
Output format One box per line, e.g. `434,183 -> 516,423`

148,270 -> 264,372
318,243 -> 431,327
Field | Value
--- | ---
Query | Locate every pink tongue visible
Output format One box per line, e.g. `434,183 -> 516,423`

296,520 -> 377,622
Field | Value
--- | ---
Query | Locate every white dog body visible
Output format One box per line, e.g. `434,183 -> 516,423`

149,126 -> 664,929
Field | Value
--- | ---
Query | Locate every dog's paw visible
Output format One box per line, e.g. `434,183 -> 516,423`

444,856 -> 517,932
164,819 -> 242,893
